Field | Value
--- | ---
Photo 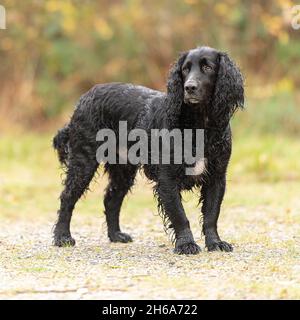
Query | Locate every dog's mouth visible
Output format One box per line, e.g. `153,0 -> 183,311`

184,96 -> 201,104
188,98 -> 200,104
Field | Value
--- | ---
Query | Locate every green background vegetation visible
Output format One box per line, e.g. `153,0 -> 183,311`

0,0 -> 299,299
1,0 -> 299,180
0,0 -> 299,136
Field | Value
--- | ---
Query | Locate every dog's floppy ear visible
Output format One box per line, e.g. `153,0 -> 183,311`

167,51 -> 188,98
165,51 -> 188,127
212,52 -> 244,120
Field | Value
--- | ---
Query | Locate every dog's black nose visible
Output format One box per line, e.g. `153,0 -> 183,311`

184,82 -> 197,94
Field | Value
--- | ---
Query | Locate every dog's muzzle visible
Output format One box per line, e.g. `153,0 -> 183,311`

184,80 -> 202,104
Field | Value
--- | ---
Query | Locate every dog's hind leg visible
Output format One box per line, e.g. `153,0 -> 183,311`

53,153 -> 98,247
104,164 -> 137,243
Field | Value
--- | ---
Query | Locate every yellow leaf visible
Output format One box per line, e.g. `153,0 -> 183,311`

214,3 -> 229,16
277,77 -> 294,93
94,18 -> 113,40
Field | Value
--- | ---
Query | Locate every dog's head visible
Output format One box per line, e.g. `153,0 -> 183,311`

167,46 -> 244,119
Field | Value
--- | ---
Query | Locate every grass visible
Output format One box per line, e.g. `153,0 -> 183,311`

0,132 -> 299,299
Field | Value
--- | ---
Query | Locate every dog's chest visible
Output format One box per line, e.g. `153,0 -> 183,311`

184,158 -> 207,179
193,158 -> 206,175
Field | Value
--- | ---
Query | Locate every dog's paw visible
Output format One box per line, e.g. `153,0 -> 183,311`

206,240 -> 233,252
174,242 -> 201,255
109,231 -> 133,243
53,234 -> 76,247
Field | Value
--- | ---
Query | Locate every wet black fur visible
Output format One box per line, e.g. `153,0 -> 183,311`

53,46 -> 244,254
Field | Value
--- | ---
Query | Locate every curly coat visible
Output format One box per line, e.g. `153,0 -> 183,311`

53,46 -> 244,254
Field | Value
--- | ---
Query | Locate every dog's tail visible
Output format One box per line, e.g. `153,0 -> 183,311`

53,124 -> 70,166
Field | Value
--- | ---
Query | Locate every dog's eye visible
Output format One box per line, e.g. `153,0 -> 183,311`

202,64 -> 212,72
182,67 -> 189,76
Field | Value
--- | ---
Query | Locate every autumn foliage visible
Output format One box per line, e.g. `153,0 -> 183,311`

0,0 -> 299,130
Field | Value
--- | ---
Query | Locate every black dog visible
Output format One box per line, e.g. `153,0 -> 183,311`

53,46 -> 244,254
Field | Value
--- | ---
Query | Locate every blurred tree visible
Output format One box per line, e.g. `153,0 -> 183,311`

0,0 -> 299,129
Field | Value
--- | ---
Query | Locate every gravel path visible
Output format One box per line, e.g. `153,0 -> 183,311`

1,201 -> 299,299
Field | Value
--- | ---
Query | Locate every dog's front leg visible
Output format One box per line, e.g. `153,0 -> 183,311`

156,174 -> 201,255
201,175 -> 233,252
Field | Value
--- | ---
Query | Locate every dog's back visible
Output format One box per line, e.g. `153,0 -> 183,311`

53,47 -> 244,255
